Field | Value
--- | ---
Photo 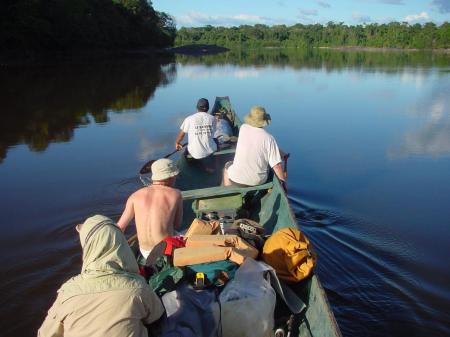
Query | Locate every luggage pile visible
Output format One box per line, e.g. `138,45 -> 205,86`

136,216 -> 317,337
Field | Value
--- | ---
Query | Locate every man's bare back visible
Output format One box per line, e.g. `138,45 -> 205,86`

117,184 -> 183,253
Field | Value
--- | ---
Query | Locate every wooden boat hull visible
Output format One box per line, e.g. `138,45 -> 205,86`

172,96 -> 341,337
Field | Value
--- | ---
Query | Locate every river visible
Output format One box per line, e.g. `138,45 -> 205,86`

0,48 -> 449,337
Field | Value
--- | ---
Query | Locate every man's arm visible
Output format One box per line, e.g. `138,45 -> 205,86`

272,162 -> 288,192
272,162 -> 286,181
175,131 -> 185,150
117,196 -> 135,232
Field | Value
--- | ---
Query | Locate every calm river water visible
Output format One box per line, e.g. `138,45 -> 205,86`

0,49 -> 449,337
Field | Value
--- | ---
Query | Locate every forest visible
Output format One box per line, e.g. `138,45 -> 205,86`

176,22 -> 450,49
0,0 -> 176,51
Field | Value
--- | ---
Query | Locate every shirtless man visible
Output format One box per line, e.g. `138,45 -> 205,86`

117,158 -> 183,259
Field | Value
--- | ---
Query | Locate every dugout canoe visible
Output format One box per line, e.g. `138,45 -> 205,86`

141,96 -> 342,337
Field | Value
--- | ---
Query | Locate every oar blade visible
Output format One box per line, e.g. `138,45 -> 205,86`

139,160 -> 155,174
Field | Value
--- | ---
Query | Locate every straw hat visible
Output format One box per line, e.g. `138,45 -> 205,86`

244,106 -> 271,128
151,158 -> 180,181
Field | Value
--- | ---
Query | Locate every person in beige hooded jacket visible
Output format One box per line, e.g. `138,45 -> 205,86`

38,215 -> 164,337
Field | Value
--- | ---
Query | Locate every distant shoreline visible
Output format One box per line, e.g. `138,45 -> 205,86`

167,44 -> 450,55
2,43 -> 449,66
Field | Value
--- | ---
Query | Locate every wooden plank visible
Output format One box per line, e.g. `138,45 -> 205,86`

212,148 -> 236,156
186,147 -> 236,159
181,182 -> 273,200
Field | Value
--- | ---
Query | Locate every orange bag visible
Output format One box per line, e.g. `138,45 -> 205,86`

184,219 -> 220,237
262,227 -> 316,282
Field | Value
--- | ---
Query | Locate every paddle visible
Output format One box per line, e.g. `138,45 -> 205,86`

139,143 -> 187,174
283,153 -> 290,179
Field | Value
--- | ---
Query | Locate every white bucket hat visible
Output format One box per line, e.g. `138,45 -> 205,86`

151,158 -> 180,181
244,106 -> 271,128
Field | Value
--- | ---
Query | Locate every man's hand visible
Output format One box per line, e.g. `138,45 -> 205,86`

175,131 -> 185,151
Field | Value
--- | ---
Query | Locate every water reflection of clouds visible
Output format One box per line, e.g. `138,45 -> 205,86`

170,114 -> 188,128
137,111 -> 188,161
389,82 -> 450,158
372,88 -> 396,100
400,70 -> 426,89
110,112 -> 141,124
315,82 -> 328,92
138,135 -> 172,161
296,73 -> 316,84
178,66 -> 261,79
389,120 -> 450,158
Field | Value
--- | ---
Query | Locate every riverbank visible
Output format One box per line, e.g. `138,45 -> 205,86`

318,46 -> 450,53
166,44 -> 230,55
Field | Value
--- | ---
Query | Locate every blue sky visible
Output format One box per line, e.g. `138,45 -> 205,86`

152,0 -> 450,27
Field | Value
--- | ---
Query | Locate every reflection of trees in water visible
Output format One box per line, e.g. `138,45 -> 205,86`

176,48 -> 450,71
0,56 -> 176,162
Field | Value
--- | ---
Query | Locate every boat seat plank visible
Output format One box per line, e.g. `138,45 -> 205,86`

212,148 -> 236,156
181,182 -> 273,200
186,147 -> 236,159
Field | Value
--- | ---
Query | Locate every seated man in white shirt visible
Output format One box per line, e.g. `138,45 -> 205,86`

175,98 -> 217,159
223,106 -> 286,188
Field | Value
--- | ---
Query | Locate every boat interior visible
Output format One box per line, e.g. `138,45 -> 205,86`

139,96 -> 341,337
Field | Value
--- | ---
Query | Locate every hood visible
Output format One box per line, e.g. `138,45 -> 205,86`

59,215 -> 144,302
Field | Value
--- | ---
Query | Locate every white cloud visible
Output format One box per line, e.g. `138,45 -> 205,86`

432,0 -> 450,13
300,9 -> 318,16
352,12 -> 372,23
316,1 -> 331,8
377,0 -> 404,4
177,12 -> 283,27
403,12 -> 430,23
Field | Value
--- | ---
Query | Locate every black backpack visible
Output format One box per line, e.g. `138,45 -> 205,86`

225,218 -> 266,250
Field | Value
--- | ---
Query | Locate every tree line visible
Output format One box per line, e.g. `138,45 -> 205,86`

176,22 -> 450,49
0,0 -> 176,52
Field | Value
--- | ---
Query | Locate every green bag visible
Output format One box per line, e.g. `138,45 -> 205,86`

149,266 -> 184,296
186,260 -> 238,287
148,255 -> 184,296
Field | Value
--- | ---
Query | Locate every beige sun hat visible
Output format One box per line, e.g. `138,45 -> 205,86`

151,158 -> 180,181
244,106 -> 271,128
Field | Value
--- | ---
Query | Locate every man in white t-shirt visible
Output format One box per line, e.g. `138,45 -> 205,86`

223,106 -> 286,187
175,98 -> 217,159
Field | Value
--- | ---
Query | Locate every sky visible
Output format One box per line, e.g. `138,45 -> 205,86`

152,0 -> 450,27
